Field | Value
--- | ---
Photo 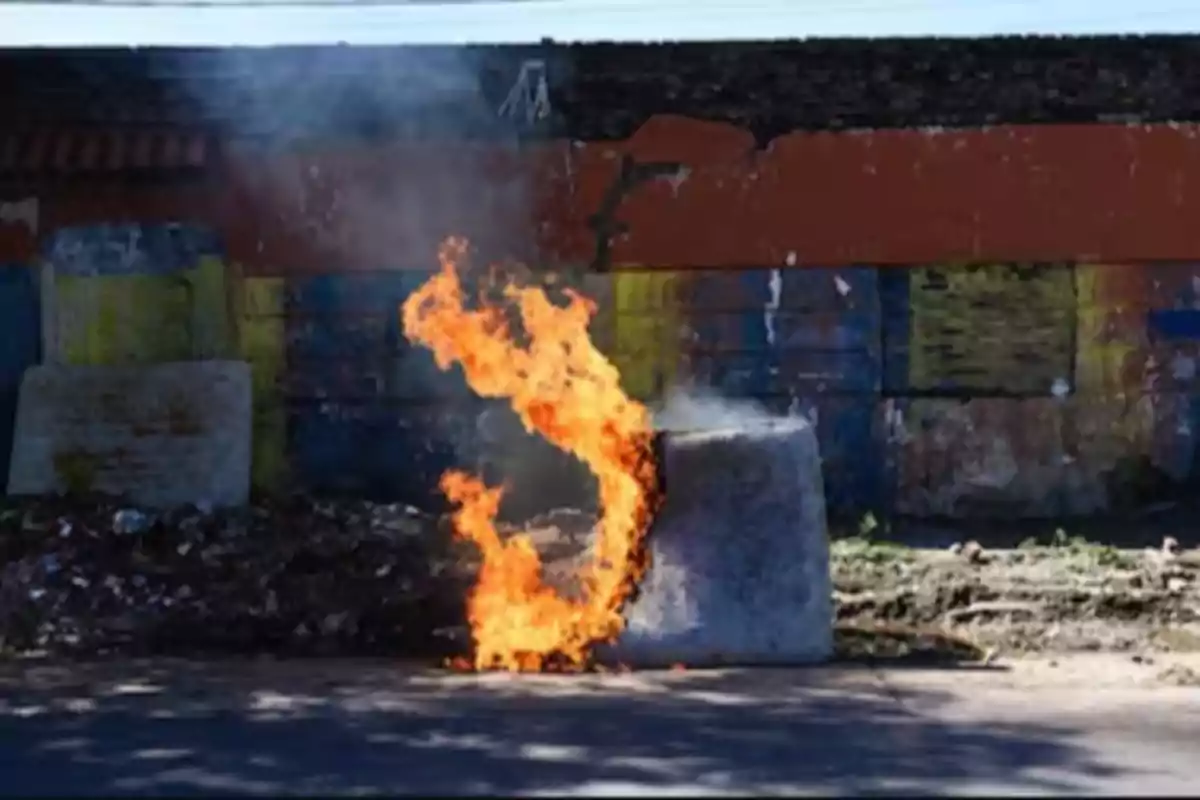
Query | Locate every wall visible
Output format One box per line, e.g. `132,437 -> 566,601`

5,117 -> 1200,518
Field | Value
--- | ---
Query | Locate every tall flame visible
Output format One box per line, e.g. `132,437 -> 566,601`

402,237 -> 658,672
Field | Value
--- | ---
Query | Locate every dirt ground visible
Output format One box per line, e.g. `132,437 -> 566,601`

830,531 -> 1200,674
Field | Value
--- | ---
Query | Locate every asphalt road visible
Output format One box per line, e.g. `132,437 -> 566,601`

0,655 -> 1197,796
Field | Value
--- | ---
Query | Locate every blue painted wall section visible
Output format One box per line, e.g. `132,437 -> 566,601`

1148,309 -> 1200,342
879,270 -> 912,395
280,266 -> 887,515
0,265 -> 40,489
675,267 -> 884,514
776,267 -> 882,515
283,271 -> 485,505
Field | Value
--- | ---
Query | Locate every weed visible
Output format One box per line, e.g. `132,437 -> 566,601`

832,534 -> 912,565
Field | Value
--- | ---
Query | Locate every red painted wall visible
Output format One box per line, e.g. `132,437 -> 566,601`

7,116 -> 1200,270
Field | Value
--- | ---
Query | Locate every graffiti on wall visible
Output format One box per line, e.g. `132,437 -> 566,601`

236,273 -> 288,490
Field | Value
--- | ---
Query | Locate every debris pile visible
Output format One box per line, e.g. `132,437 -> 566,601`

0,495 -> 471,659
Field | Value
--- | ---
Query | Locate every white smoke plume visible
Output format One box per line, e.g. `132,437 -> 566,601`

653,382 -> 793,433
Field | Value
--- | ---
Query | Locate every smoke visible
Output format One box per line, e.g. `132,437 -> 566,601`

178,46 -> 537,262
171,45 -> 571,506
653,383 -> 792,433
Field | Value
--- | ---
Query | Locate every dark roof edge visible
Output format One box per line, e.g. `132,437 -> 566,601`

0,31 -> 1199,52
6,34 -> 1200,141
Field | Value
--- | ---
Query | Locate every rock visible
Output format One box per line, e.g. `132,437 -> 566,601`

1162,536 -> 1181,558
112,509 -> 150,535
961,540 -> 989,565
608,419 -> 833,667
1158,663 -> 1200,686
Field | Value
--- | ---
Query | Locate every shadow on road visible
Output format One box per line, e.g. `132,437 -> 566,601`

0,658 -> 1124,796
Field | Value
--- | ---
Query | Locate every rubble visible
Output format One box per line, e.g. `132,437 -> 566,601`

0,494 -> 471,659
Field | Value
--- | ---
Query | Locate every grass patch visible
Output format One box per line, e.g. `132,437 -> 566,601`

831,536 -> 913,565
1019,528 -> 1137,570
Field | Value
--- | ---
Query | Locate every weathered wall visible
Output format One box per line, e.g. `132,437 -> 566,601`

3,118 -> 1200,517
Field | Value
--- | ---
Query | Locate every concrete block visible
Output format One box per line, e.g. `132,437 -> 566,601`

610,419 -> 833,666
8,360 -> 252,509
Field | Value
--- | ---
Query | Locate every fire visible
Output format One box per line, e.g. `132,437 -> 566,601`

401,237 -> 659,672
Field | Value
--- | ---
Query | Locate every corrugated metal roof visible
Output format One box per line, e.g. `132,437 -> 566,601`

1,0 -> 1198,48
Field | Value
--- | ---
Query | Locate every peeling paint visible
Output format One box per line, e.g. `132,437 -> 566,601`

763,268 -> 781,347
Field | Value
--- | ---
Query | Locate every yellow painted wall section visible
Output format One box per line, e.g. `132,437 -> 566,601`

235,273 -> 288,491
1069,263 -> 1154,473
1074,264 -> 1148,396
55,256 -> 235,365
612,270 -> 681,402
907,263 -> 1074,394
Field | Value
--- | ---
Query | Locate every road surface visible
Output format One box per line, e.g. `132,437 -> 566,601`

0,655 -> 1197,796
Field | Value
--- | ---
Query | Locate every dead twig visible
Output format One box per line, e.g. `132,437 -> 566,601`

945,601 -> 1042,624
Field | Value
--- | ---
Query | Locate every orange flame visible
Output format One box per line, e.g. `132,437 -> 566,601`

401,237 -> 658,672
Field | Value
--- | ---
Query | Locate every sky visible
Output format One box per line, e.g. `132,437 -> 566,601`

0,0 -> 1196,48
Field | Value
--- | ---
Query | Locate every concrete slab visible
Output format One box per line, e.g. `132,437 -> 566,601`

7,361 -> 252,509
611,419 -> 833,667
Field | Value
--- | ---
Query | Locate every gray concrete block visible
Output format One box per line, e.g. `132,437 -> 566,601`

8,360 -> 252,509
609,419 -> 834,667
